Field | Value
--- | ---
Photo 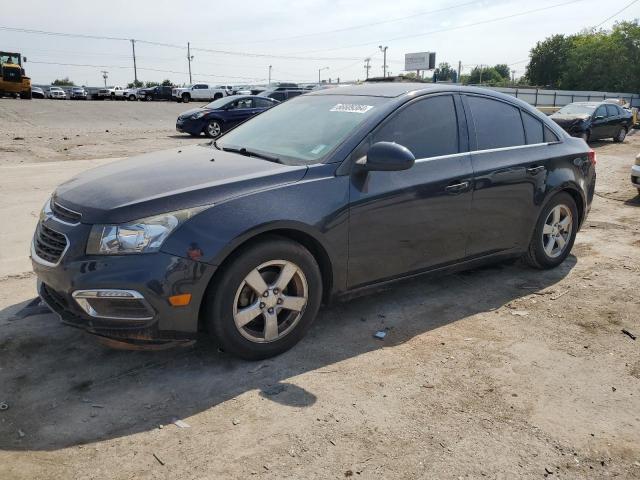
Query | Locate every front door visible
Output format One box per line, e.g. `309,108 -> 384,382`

347,94 -> 473,288
225,98 -> 257,127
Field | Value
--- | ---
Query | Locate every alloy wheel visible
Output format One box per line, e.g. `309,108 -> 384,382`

233,260 -> 308,343
207,121 -> 222,137
542,204 -> 573,258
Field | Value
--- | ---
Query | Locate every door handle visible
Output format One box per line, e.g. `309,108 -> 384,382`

526,166 -> 545,175
445,181 -> 470,194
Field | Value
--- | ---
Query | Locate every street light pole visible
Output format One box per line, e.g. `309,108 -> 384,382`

101,70 -> 108,87
364,57 -> 371,80
268,65 -> 272,85
318,66 -> 329,85
379,45 -> 388,77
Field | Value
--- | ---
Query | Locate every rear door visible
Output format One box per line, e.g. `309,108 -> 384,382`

463,94 -> 552,257
605,104 -> 621,137
347,93 -> 474,287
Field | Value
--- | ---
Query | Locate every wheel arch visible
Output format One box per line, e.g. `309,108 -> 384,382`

197,225 -> 336,330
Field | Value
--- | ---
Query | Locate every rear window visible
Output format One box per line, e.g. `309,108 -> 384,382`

521,111 -> 544,145
467,96 -> 525,150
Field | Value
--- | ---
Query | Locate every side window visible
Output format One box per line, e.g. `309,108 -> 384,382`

255,98 -> 274,108
594,106 -> 607,118
236,99 -> 253,108
270,92 -> 285,101
521,110 -> 544,144
372,95 -> 459,158
287,90 -> 303,99
605,105 -> 618,117
466,96 -> 525,150
544,126 -> 559,143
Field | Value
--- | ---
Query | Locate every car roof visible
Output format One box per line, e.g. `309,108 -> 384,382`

568,102 -> 605,107
305,82 -> 526,99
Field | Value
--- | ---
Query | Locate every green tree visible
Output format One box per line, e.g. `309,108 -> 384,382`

494,64 -> 511,80
127,80 -> 143,88
525,34 -> 572,87
52,77 -> 74,86
161,79 -> 173,86
144,81 -> 160,88
434,62 -> 454,81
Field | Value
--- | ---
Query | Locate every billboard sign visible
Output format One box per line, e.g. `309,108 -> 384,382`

404,52 -> 436,71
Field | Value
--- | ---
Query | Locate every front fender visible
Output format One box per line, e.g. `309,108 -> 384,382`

161,164 -> 350,294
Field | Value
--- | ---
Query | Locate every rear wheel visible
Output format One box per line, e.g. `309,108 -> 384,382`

523,192 -> 578,269
213,93 -> 223,100
128,94 -> 136,101
613,127 -> 627,143
204,237 -> 322,360
204,120 -> 223,138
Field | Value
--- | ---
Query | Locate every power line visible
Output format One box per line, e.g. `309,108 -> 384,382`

214,0 -> 480,44
594,0 -> 640,27
291,0 -> 584,54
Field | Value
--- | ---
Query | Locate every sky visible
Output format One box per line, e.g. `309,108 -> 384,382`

1,0 -> 638,87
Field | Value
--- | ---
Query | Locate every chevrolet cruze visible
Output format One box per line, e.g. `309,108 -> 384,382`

32,84 -> 596,360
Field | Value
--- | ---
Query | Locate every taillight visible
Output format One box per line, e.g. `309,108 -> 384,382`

588,149 -> 596,165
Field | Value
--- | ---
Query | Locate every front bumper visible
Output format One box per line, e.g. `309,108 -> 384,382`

176,118 -> 205,135
32,219 -> 217,344
632,165 -> 640,189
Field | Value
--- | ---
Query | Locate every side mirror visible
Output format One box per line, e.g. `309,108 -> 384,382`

357,142 -> 415,172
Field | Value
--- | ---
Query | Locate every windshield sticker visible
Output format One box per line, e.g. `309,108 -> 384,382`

330,104 -> 374,114
310,144 -> 327,155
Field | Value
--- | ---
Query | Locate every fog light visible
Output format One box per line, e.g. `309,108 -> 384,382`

72,289 -> 154,321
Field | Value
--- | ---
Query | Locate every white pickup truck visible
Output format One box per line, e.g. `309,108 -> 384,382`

96,86 -> 126,100
171,84 -> 228,103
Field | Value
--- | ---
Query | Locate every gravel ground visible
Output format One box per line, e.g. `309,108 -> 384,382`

0,99 -> 639,480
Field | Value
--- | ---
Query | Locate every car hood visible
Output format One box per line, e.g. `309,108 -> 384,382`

54,144 -> 308,224
550,113 -> 590,128
178,107 -> 214,119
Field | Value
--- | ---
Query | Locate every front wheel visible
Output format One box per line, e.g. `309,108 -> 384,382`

182,93 -> 190,103
613,127 -> 627,143
204,120 -> 223,138
128,94 -> 136,101
204,237 -> 322,360
523,192 -> 578,269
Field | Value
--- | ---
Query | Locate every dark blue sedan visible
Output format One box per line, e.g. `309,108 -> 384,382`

176,95 -> 279,138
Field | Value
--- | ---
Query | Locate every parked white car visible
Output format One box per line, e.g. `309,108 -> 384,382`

171,84 -> 227,103
124,87 -> 139,101
47,87 -> 67,99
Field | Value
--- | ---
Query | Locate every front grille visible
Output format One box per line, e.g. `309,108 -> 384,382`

34,223 -> 68,264
51,200 -> 81,224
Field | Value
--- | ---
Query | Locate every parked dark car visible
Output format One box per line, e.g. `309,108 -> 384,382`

258,87 -> 306,102
32,84 -> 596,360
139,85 -> 173,101
70,87 -> 88,100
176,95 -> 279,138
550,101 -> 632,143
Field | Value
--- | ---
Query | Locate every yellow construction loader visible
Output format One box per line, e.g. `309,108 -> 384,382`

0,51 -> 31,99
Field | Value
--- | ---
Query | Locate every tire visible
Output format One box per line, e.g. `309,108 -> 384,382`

20,91 -> 32,99
128,94 -> 136,101
147,95 -> 154,101
213,93 -> 223,100
613,127 -> 627,143
204,120 -> 223,138
523,192 -> 578,269
182,93 -> 190,103
204,237 -> 322,360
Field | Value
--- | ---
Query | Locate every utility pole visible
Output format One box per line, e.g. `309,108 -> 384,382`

379,45 -> 388,77
268,65 -> 272,85
364,57 -> 371,80
187,42 -> 193,84
457,60 -> 462,84
130,39 -> 138,86
101,70 -> 108,87
511,69 -> 516,83
318,66 -> 329,85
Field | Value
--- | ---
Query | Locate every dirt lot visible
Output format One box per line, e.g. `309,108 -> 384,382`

0,99 -> 639,479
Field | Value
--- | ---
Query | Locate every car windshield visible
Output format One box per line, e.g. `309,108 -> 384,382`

203,97 -> 235,110
215,95 -> 387,165
557,104 -> 596,115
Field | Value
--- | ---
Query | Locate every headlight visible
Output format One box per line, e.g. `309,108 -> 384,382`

191,111 -> 207,119
86,206 -> 209,255
636,153 -> 640,166
39,197 -> 52,222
